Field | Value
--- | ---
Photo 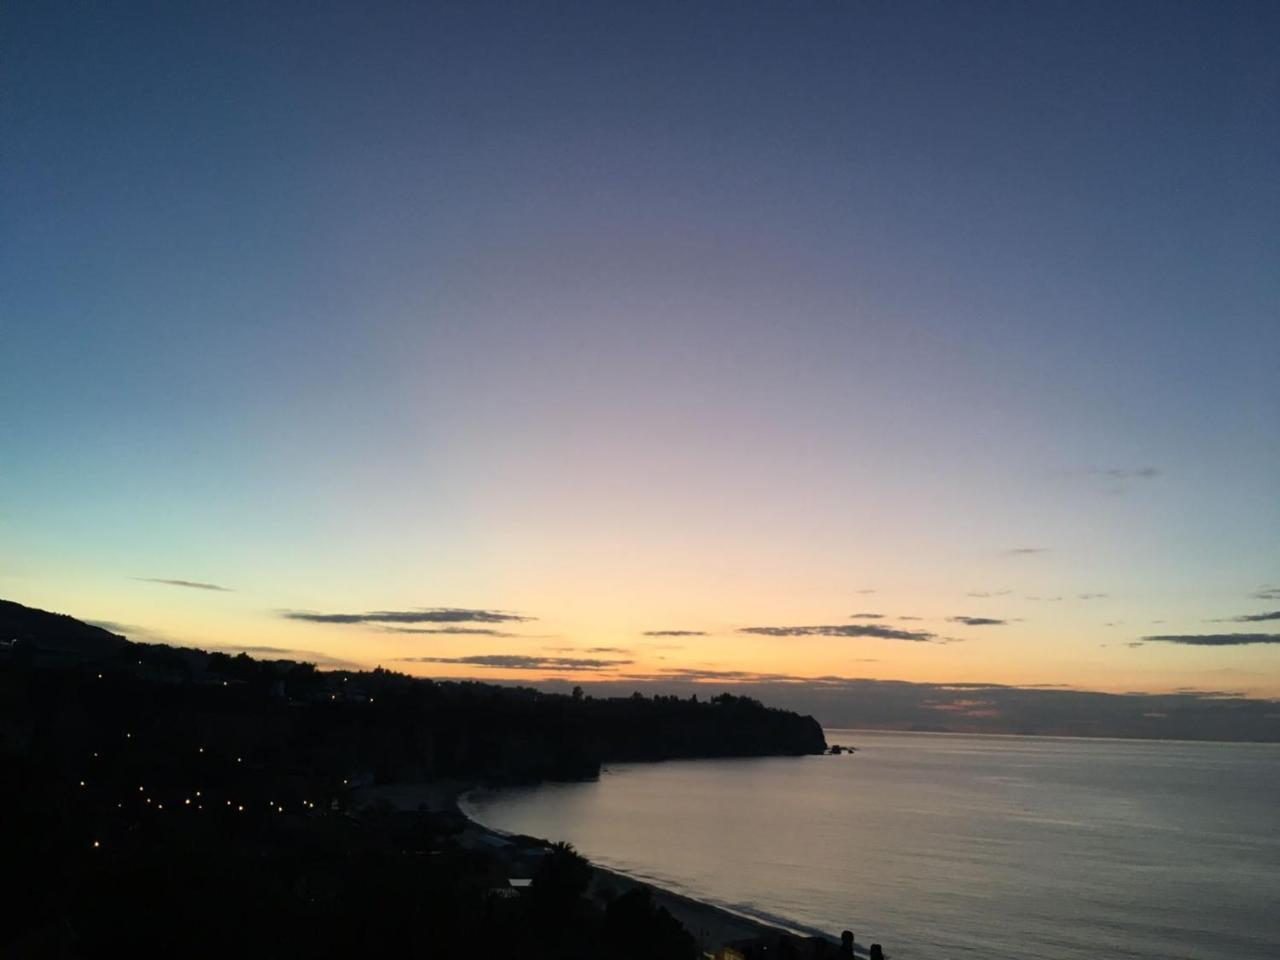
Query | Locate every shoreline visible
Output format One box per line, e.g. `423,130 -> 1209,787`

354,780 -> 869,958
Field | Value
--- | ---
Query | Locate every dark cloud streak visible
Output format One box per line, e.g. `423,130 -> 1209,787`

137,578 -> 230,592
739,624 -> 938,642
397,654 -> 630,671
284,608 -> 532,625
1142,633 -> 1280,647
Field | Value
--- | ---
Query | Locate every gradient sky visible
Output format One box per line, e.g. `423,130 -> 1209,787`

3,1 -> 1278,697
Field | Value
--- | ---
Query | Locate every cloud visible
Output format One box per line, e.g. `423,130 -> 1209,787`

925,697 -> 1000,718
546,646 -> 632,654
1212,611 -> 1280,624
642,630 -> 707,637
1077,593 -> 1109,600
855,589 -> 877,594
283,608 -> 532,625
396,654 -> 630,671
1027,595 -> 1063,602
383,626 -> 521,636
137,577 -> 230,592
738,624 -> 938,642
1142,634 -> 1280,647
848,612 -> 883,619
1252,587 -> 1280,601
948,616 -> 1007,626
1003,547 -> 1048,556
1092,467 -> 1161,481
966,590 -> 1011,598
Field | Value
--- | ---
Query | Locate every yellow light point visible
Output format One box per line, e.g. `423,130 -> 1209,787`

97,673 -> 103,679
157,803 -> 163,810
184,798 -> 190,805
125,733 -> 131,738
79,781 -> 85,787
236,757 -> 242,763
198,747 -> 204,753
196,790 -> 201,797
222,681 -> 227,687
93,841 -> 100,848
139,786 -> 144,792
146,798 -> 151,804
237,805 -> 244,812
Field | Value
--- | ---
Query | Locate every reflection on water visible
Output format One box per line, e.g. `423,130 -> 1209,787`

464,731 -> 1280,960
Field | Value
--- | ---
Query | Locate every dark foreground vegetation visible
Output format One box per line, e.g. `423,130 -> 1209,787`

1,599 -> 826,958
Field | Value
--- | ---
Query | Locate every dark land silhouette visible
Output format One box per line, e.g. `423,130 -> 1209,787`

1,599 -> 829,958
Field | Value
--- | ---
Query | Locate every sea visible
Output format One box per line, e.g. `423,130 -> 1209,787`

461,730 -> 1280,960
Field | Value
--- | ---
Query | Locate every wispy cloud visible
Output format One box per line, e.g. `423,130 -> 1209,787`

966,590 -> 1011,598
1027,595 -> 1063,602
546,646 -> 632,654
1251,587 -> 1280,601
382,626 -> 521,637
1077,593 -> 1109,600
948,616 -> 1007,626
739,624 -> 938,642
1003,547 -> 1048,557
397,654 -> 630,671
1141,633 -> 1280,647
283,608 -> 532,625
1211,611 -> 1280,624
137,577 -> 231,592
1092,467 -> 1161,481
848,612 -> 884,619
855,589 -> 877,594
642,630 -> 707,637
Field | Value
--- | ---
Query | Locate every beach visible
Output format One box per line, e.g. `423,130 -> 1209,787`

352,780 -> 857,958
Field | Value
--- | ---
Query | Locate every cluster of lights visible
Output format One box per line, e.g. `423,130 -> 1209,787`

80,730 -> 343,852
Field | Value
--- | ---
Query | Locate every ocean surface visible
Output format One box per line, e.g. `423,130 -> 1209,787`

462,730 -> 1280,960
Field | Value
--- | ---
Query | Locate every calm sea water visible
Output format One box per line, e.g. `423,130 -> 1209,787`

462,730 -> 1280,960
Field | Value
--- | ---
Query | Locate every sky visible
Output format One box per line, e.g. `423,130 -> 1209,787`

3,1 -> 1278,700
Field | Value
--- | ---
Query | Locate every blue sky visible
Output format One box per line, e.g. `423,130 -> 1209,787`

2,1 -> 1277,694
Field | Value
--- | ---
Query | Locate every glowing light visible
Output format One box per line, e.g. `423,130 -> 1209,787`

93,840 -> 100,848
79,780 -> 85,787
237,804 -> 244,812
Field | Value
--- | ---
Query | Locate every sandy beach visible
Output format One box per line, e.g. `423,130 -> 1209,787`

353,780 -> 865,958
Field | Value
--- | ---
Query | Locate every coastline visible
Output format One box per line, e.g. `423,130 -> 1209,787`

353,780 -> 864,958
